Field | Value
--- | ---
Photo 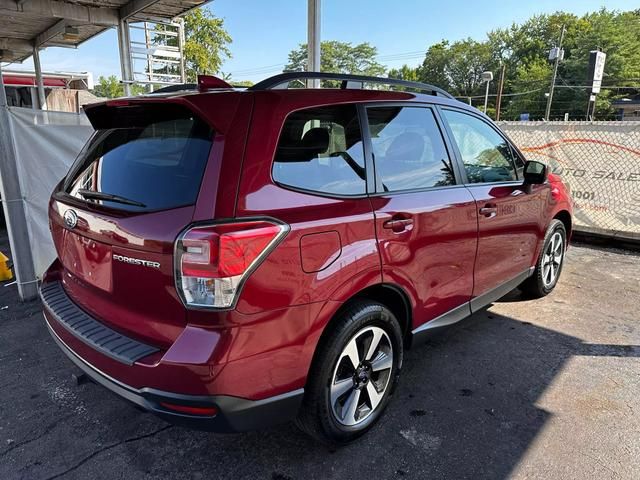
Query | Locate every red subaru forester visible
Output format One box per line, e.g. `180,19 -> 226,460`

41,72 -> 572,444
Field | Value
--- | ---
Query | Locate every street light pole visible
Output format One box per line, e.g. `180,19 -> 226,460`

483,80 -> 490,113
544,24 -> 566,121
481,71 -> 493,114
495,63 -> 506,121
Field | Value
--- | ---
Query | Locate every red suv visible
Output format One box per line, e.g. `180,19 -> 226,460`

41,72 -> 572,444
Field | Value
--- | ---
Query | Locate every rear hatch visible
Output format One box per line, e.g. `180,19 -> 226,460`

49,101 -> 215,347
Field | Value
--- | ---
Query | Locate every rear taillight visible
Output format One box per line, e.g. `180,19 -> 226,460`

175,219 -> 288,309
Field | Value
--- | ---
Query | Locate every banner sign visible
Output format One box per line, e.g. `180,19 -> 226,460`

500,121 -> 640,240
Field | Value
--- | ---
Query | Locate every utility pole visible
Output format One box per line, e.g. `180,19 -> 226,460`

544,24 -> 565,121
495,63 -> 506,121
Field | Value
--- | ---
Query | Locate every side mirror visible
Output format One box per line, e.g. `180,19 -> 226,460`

523,160 -> 548,185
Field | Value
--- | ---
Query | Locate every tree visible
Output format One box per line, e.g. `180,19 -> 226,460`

181,9 -> 232,81
418,41 -> 452,90
388,65 -> 420,81
92,75 -> 146,98
487,9 -> 640,119
230,80 -> 255,87
413,8 -> 640,119
153,8 -> 231,82
284,41 -> 385,76
444,39 -> 495,97
413,38 -> 497,101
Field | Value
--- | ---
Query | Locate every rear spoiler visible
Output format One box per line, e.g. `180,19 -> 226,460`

83,93 -> 245,134
83,100 -> 196,130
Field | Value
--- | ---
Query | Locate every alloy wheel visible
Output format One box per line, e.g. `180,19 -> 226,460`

542,231 -> 564,288
330,326 -> 393,427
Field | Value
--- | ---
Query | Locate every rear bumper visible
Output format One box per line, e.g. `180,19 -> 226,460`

45,317 -> 303,432
41,281 -> 304,432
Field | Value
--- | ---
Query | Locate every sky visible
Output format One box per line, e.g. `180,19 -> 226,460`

3,0 -> 637,83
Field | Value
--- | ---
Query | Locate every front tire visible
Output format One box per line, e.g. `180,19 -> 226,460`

521,219 -> 567,298
296,301 -> 403,445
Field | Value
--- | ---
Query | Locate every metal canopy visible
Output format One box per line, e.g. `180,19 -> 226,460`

0,0 -> 207,63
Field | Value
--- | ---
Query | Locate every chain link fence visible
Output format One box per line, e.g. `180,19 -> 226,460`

499,121 -> 640,241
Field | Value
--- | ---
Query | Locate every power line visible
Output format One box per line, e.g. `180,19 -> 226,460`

555,84 -> 640,89
457,87 -> 545,100
230,63 -> 286,74
228,48 -> 427,77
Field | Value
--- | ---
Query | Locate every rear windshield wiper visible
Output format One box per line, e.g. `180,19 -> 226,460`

77,189 -> 146,208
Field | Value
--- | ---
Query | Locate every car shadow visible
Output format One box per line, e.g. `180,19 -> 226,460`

79,309 -> 640,479
4,287 -> 638,479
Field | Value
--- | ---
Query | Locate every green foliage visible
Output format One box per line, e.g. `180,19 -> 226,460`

418,38 -> 497,95
231,80 -> 254,87
414,8 -> 640,120
153,7 -> 231,82
388,64 -> 420,82
419,41 -> 452,91
284,41 -> 386,77
182,9 -> 232,81
92,75 -> 146,98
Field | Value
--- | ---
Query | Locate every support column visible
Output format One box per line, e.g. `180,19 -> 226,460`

0,63 -> 38,300
32,46 -> 47,110
177,18 -> 186,83
307,0 -> 321,88
117,19 -> 132,96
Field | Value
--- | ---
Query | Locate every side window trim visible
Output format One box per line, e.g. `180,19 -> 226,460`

356,103 -> 377,195
431,106 -> 467,187
360,101 -> 463,195
508,142 -> 527,180
435,105 -> 469,184
437,106 -> 521,186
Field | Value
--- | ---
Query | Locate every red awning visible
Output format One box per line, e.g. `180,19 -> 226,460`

2,75 -> 67,88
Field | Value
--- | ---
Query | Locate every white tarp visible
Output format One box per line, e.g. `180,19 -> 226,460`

500,121 -> 640,241
7,106 -> 93,277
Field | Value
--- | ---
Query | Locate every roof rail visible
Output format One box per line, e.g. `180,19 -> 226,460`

248,72 -> 455,99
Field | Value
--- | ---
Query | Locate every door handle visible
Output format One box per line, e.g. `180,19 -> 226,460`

479,204 -> 498,218
383,216 -> 414,233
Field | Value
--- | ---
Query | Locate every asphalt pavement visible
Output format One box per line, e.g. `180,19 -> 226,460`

1,239 -> 638,479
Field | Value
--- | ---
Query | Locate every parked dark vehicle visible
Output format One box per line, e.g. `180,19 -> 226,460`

41,72 -> 572,444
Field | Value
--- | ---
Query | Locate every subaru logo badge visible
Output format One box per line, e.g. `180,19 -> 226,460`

63,209 -> 78,229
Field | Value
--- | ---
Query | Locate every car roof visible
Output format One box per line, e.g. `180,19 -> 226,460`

136,86 -> 475,112
83,73 -> 490,131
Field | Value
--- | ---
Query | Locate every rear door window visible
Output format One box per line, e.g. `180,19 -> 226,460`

64,107 -> 213,211
272,104 -> 366,196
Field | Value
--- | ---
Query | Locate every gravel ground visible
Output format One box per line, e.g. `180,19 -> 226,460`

0,237 -> 638,480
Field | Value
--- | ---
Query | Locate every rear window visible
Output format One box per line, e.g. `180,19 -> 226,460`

64,106 -> 213,212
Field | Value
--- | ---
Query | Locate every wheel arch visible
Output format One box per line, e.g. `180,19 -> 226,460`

351,283 -> 413,345
303,283 -> 414,383
553,210 -> 572,239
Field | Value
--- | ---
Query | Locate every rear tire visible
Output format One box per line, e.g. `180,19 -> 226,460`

296,301 -> 403,445
520,219 -> 566,298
